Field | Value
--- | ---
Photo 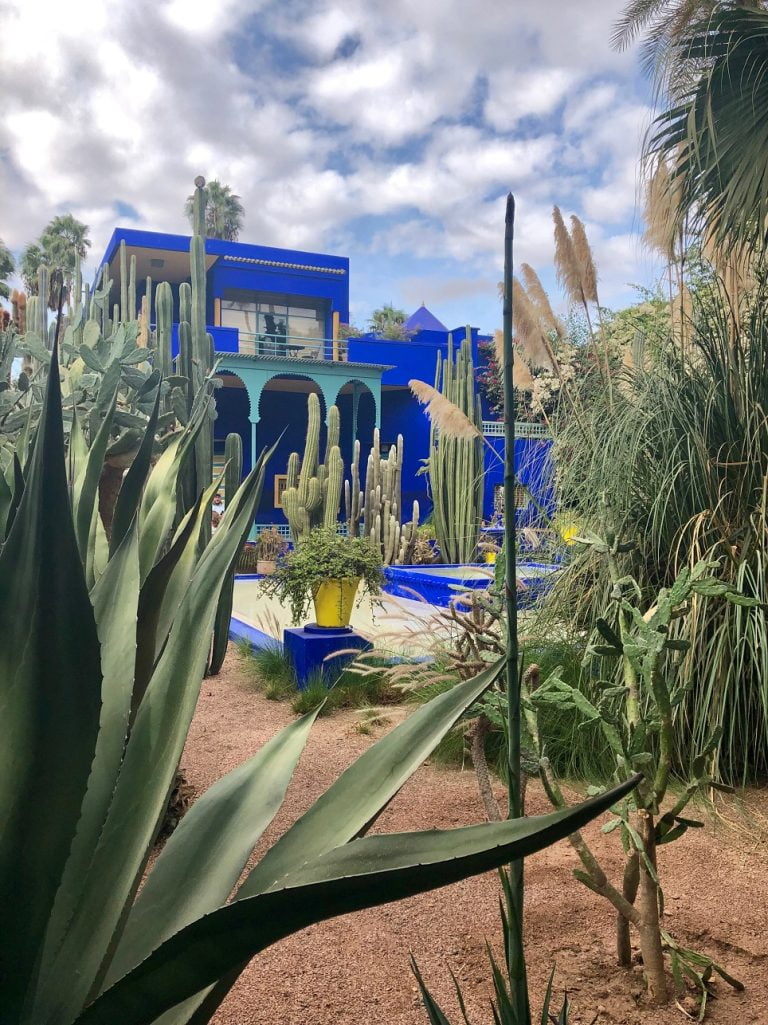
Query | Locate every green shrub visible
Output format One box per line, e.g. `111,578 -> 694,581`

260,526 -> 384,624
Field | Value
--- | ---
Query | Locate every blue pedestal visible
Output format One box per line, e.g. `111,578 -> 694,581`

283,624 -> 371,690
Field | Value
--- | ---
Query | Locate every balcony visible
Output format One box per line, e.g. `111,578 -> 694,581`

207,324 -> 348,362
237,331 -> 348,362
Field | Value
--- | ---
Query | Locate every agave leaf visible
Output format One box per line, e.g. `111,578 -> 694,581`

132,501 -> 208,714
110,389 -> 160,556
37,454 -> 270,1025
105,709 -> 322,986
77,779 -> 638,1025
67,407 -> 88,495
137,399 -> 208,582
134,469 -> 226,714
242,657 -> 506,898
0,455 -> 13,540
37,521 -> 141,979
73,387 -> 118,559
4,453 -> 25,538
411,956 -> 455,1025
168,657 -> 507,1024
0,346 -> 103,1021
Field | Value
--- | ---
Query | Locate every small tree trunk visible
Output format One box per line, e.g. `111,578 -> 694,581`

470,713 -> 502,822
635,811 -> 668,1005
617,851 -> 639,966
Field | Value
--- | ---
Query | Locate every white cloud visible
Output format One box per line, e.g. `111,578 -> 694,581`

0,0 -> 658,320
485,68 -> 578,131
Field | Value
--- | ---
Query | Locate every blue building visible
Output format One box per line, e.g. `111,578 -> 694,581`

98,228 -> 552,535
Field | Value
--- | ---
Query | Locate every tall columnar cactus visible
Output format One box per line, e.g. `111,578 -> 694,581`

345,429 -> 419,565
282,392 -> 344,541
175,178 -> 216,524
429,330 -> 484,564
155,281 -> 173,377
209,431 -> 243,675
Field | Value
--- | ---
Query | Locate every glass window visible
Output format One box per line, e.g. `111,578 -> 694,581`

221,290 -> 327,343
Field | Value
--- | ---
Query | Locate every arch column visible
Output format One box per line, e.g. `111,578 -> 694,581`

249,418 -> 259,468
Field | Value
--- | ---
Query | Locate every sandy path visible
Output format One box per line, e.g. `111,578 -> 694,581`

179,648 -> 768,1025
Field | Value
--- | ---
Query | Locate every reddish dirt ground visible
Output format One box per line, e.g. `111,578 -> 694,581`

181,648 -> 768,1025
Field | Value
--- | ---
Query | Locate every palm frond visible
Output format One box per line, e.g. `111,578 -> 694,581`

647,6 -> 768,255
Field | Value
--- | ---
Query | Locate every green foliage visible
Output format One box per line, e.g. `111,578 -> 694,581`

428,331 -> 485,563
369,302 -> 412,339
21,214 -> 91,306
239,641 -> 297,699
546,271 -> 768,782
530,534 -> 752,1006
261,526 -> 385,624
291,661 -> 400,716
0,238 -> 14,300
647,5 -> 768,255
0,356 -> 640,1025
413,913 -> 571,1025
184,179 -> 245,241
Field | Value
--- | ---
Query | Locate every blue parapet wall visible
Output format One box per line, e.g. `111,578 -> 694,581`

383,562 -> 558,609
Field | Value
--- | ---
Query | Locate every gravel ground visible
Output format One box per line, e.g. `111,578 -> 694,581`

179,647 -> 768,1025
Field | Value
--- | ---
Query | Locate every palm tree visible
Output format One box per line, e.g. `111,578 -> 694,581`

369,303 -> 410,339
614,2 -> 765,95
0,240 -> 14,300
184,180 -> 244,240
21,214 -> 91,308
645,5 -> 768,253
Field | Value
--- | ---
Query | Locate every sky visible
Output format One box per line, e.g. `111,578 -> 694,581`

0,0 -> 665,334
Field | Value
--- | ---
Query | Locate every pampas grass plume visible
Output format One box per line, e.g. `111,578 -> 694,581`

409,379 -> 481,439
553,205 -> 583,305
570,215 -> 598,304
513,277 -> 554,370
492,329 -> 535,391
521,263 -> 564,338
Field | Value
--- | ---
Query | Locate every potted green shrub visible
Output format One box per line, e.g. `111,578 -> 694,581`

255,526 -> 288,575
261,527 -> 384,627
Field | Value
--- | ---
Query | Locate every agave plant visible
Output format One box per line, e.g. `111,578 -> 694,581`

0,343 -> 639,1024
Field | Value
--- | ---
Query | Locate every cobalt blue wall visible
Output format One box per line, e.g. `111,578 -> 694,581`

482,436 -> 555,526
380,389 -> 431,518
100,229 -> 350,334
347,327 -> 481,388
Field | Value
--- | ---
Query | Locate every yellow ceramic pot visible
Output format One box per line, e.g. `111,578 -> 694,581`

312,577 -> 361,628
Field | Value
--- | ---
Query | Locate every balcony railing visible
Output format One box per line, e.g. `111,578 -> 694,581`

237,331 -> 348,362
482,420 -> 551,439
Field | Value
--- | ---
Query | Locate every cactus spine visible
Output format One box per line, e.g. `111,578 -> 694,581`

282,392 -> 343,541
346,429 -> 418,565
209,431 -> 243,675
429,329 -> 484,563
